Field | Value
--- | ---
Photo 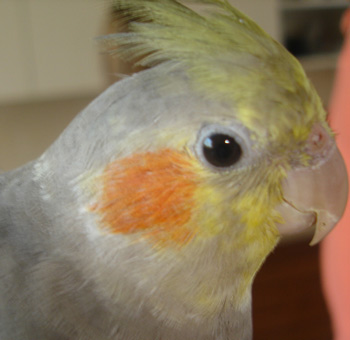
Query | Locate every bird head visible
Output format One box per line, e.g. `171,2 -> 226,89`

38,0 -> 348,326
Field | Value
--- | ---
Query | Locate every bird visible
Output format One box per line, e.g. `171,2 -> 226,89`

0,0 -> 347,339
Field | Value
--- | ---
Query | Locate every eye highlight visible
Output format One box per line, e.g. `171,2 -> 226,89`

203,134 -> 242,167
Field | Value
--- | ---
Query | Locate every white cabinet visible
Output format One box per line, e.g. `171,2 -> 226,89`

279,0 -> 349,69
281,0 -> 348,11
277,0 -> 348,105
0,0 -> 109,104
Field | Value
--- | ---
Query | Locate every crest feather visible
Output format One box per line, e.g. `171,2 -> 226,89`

104,0 -> 322,145
105,0 -> 284,69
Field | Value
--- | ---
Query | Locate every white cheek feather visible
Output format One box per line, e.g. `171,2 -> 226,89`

33,155 -> 53,201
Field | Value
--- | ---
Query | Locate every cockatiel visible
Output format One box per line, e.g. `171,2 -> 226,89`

0,0 -> 348,339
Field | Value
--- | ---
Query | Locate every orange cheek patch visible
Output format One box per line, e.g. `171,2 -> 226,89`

91,149 -> 198,245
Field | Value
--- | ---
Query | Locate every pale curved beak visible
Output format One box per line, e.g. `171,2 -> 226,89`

277,124 -> 348,245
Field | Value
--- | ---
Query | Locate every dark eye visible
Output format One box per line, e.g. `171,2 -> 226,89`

203,133 -> 242,168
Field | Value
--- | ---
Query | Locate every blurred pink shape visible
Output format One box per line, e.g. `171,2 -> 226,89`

321,8 -> 350,340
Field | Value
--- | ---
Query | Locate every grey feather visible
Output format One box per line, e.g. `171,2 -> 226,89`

0,68 -> 253,340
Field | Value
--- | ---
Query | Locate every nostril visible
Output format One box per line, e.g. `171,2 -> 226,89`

306,123 -> 331,155
310,130 -> 325,148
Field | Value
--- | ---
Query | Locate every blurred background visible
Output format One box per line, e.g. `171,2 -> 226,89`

1,0 -> 348,338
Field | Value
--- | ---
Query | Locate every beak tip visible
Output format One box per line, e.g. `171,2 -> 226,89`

309,234 -> 322,246
309,212 -> 339,246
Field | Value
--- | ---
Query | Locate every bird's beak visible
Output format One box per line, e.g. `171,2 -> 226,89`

276,124 -> 348,245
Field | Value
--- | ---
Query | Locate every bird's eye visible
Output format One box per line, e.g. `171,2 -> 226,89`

195,124 -> 250,171
202,133 -> 242,168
